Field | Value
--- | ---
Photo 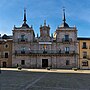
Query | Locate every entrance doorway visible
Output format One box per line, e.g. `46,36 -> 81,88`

2,62 -> 7,67
42,59 -> 48,68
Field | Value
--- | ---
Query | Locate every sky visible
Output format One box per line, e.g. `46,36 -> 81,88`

0,0 -> 90,37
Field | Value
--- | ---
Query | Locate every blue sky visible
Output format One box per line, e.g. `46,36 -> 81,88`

0,0 -> 90,37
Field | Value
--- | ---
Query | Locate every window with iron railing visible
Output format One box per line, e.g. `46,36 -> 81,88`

83,51 -> 87,58
65,35 -> 69,41
21,46 -> 26,54
18,38 -> 28,42
21,35 -> 25,40
65,47 -> 70,54
5,53 -> 8,58
14,50 -> 76,55
18,35 -> 28,42
62,35 -> 72,42
82,42 -> 87,49
82,61 -> 88,66
21,50 -> 25,54
83,56 -> 87,59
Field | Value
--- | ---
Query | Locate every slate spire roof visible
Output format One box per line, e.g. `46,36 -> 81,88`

60,8 -> 69,28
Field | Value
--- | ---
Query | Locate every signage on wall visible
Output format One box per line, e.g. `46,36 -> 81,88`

39,42 -> 52,44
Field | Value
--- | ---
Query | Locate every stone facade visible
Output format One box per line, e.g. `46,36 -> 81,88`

12,9 -> 78,69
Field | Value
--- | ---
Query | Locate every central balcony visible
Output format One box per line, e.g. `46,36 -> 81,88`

18,38 -> 28,43
15,50 -> 77,56
62,38 -> 72,43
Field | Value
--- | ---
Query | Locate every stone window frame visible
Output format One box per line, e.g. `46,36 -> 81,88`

66,60 -> 70,65
82,42 -> 87,49
3,51 -> 9,58
65,47 -> 70,53
82,61 -> 88,66
83,51 -> 87,58
21,60 -> 25,65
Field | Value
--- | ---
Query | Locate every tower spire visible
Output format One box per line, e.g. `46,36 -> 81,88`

63,7 -> 66,23
23,8 -> 27,23
22,8 -> 29,28
60,7 -> 69,28
44,20 -> 46,26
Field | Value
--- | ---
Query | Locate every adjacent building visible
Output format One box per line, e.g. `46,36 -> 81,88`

0,34 -> 12,67
78,38 -> 90,69
12,9 -> 78,69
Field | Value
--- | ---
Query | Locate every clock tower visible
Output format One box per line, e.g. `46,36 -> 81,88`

39,20 -> 50,41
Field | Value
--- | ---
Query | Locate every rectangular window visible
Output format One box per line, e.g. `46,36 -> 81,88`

83,51 -> 87,58
21,60 -> 25,65
65,47 -> 69,54
5,53 -> 8,58
82,61 -> 88,66
21,35 -> 25,41
65,35 -> 69,41
21,46 -> 26,54
82,42 -> 87,49
66,60 -> 70,65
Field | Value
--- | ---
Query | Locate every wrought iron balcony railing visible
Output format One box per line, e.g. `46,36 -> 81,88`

18,38 -> 28,43
14,50 -> 77,55
62,38 -> 72,43
82,46 -> 87,49
0,55 -> 10,58
81,55 -> 90,60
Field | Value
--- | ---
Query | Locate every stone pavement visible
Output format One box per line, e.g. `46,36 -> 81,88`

0,68 -> 90,90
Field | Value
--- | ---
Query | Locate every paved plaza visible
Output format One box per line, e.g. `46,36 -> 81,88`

0,68 -> 90,90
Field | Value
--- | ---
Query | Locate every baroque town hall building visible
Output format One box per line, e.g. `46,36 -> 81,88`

12,9 -> 78,68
